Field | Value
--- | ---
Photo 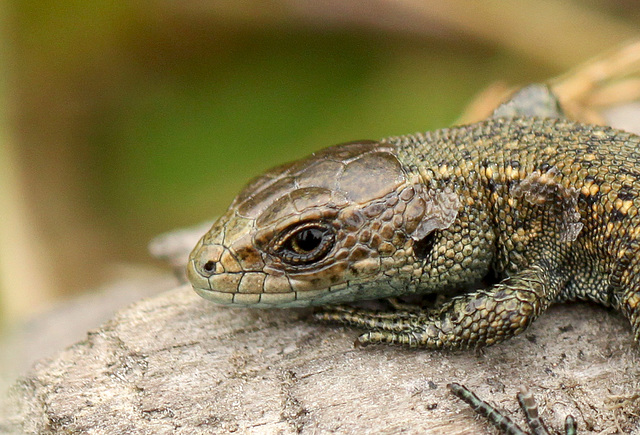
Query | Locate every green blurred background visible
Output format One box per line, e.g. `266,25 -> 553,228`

2,1 -> 640,328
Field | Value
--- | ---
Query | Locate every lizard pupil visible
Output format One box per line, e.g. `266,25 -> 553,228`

274,223 -> 335,265
293,228 -> 323,253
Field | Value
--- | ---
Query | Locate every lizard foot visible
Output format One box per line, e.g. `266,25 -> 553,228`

449,383 -> 577,435
315,305 -> 456,348
315,305 -> 425,328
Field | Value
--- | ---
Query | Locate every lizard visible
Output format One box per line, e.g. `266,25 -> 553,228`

186,84 -> 640,434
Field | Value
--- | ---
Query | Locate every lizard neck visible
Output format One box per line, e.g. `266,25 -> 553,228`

386,127 -> 500,295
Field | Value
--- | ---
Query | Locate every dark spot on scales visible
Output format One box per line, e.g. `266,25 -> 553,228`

577,159 -> 593,169
610,208 -> 627,222
617,186 -> 635,201
579,192 -> 600,207
486,178 -> 496,193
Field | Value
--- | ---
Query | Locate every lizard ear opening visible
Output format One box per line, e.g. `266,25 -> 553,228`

413,231 -> 438,259
410,187 -> 461,241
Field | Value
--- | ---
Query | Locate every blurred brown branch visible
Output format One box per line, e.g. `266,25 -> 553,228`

168,0 -> 639,68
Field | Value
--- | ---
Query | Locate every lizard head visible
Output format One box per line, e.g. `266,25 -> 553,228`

188,140 -> 460,307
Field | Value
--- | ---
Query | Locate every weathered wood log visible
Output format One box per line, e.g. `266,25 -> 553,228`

2,281 -> 639,434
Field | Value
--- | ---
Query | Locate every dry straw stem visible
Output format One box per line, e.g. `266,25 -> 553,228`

458,40 -> 640,126
551,40 -> 640,104
551,40 -> 640,125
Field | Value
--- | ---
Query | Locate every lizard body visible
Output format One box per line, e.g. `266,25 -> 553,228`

188,86 -> 640,351
185,85 -> 640,433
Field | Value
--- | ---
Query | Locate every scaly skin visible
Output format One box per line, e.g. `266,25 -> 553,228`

188,114 -> 640,350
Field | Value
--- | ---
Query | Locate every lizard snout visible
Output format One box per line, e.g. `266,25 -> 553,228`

190,244 -> 224,275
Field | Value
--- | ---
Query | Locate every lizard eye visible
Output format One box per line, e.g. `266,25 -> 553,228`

273,222 -> 335,265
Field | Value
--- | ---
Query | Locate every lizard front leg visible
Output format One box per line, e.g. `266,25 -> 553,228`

316,265 -> 561,349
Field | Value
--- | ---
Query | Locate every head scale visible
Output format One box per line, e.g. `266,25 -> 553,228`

188,140 -> 459,307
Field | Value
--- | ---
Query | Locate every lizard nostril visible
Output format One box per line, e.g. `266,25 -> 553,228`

201,260 -> 216,275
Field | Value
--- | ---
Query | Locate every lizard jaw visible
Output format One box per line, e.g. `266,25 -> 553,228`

190,279 -> 400,308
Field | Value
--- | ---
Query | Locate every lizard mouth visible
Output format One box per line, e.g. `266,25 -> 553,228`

190,275 -> 400,308
192,286 -> 299,307
187,255 -> 330,307
191,280 -> 358,308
